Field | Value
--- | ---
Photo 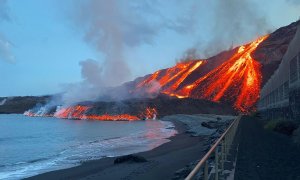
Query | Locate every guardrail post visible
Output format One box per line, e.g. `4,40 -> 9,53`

204,161 -> 208,180
185,116 -> 241,180
215,146 -> 219,180
225,136 -> 228,161
221,140 -> 224,174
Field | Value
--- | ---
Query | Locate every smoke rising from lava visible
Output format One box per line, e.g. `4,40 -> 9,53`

62,0 -> 196,104
197,0 -> 270,58
60,0 -> 271,105
0,0 -> 14,63
177,48 -> 201,63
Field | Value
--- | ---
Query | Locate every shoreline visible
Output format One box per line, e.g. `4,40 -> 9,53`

27,119 -> 208,180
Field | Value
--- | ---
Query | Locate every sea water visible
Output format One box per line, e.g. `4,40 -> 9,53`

0,114 -> 177,180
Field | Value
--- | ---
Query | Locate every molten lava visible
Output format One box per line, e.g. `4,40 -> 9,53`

54,105 -> 90,119
135,35 -> 269,113
83,114 -> 140,121
181,35 -> 268,112
140,107 -> 157,119
25,105 -> 158,121
135,60 -> 205,98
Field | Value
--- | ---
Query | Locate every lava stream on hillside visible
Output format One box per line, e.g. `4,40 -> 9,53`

134,35 -> 269,113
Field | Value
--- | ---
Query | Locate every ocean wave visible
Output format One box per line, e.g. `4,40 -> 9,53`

0,120 -> 177,180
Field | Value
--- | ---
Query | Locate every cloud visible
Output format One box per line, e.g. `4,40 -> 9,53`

0,0 -> 14,63
286,0 -> 300,6
0,35 -> 15,63
0,0 -> 10,22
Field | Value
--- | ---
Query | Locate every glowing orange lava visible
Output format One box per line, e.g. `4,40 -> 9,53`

54,105 -> 90,119
182,35 -> 268,112
135,35 -> 269,113
140,107 -> 157,119
83,114 -> 140,121
50,105 -> 158,121
135,60 -> 205,97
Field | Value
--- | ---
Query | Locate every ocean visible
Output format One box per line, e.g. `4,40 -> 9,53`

0,114 -> 177,180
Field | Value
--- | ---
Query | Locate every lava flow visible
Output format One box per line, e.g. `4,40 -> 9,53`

135,35 -> 269,113
54,105 -> 90,119
83,114 -> 140,121
135,60 -> 205,98
181,35 -> 269,112
25,105 -> 158,121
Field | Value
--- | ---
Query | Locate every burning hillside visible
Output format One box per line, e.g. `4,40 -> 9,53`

133,35 -> 268,113
18,20 -> 299,120
130,20 -> 300,113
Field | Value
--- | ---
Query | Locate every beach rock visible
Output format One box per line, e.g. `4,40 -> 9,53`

274,120 -> 299,136
201,120 -> 232,130
172,161 -> 198,180
114,155 -> 147,164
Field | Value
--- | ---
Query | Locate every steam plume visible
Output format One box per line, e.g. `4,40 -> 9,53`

199,0 -> 269,58
177,48 -> 201,63
0,98 -> 6,106
62,0 -> 195,104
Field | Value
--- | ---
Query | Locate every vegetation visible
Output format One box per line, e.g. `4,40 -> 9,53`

264,118 -> 299,136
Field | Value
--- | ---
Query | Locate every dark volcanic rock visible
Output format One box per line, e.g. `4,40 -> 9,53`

85,95 -> 236,118
173,161 -> 197,180
253,20 -> 300,65
253,20 -> 300,86
201,121 -> 224,129
0,96 -> 50,114
114,155 -> 147,164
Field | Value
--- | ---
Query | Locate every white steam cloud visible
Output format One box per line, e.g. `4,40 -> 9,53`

0,0 -> 15,63
62,0 -> 196,104
0,98 -> 6,106
198,0 -> 270,58
60,0 -> 271,104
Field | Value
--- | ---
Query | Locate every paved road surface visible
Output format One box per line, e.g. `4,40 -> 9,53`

235,116 -> 300,180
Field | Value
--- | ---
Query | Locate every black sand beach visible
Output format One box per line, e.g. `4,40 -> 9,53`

27,120 -> 205,180
27,114 -> 235,180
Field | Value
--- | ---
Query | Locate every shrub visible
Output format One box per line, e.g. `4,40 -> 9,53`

264,119 -> 281,130
264,119 -> 299,136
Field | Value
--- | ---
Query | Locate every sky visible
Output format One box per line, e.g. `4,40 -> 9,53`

0,0 -> 299,97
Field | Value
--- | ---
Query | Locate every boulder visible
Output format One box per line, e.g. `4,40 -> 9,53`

114,155 -> 147,164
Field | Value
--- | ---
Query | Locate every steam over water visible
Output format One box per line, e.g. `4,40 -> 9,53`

0,114 -> 177,180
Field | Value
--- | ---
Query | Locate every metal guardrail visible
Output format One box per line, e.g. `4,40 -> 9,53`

185,115 -> 241,180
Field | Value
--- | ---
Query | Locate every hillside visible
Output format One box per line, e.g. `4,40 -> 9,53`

126,20 -> 300,112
